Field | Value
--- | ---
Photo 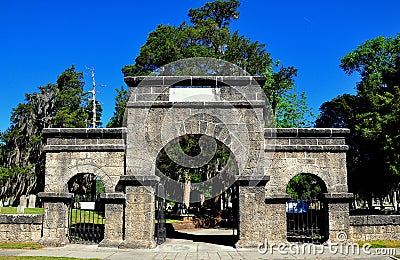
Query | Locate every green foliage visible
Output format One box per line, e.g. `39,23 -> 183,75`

119,0 -> 313,128
85,100 -> 103,128
156,135 -> 231,183
286,173 -> 326,200
275,87 -> 315,128
122,0 -> 272,76
52,66 -> 88,127
0,66 -> 101,204
262,61 -> 314,127
188,0 -> 240,28
317,33 -> 400,206
0,166 -> 34,203
107,86 -> 129,128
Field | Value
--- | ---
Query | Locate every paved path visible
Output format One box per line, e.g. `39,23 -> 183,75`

0,229 -> 397,259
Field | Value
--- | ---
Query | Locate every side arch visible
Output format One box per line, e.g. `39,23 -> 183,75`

268,164 -> 338,196
64,164 -> 115,193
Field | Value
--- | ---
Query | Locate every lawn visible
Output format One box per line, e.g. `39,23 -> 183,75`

0,207 -> 44,215
69,209 -> 105,225
357,240 -> 400,248
0,257 -> 100,260
0,242 -> 43,250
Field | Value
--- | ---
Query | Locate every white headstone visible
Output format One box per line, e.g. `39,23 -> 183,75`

19,196 -> 28,208
0,200 -> 3,207
17,205 -> 25,213
18,196 -> 27,213
28,194 -> 36,208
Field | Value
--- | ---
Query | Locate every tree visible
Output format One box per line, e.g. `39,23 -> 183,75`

52,66 -> 88,128
85,100 -> 103,128
117,0 -> 313,128
156,134 -> 232,208
107,86 -> 129,128
274,87 -> 314,128
286,173 -> 326,200
188,0 -> 240,29
317,34 -> 400,208
0,66 -> 100,205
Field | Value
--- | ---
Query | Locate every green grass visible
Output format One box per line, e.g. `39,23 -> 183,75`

69,209 -> 104,225
0,257 -> 101,260
357,240 -> 400,248
0,207 -> 44,215
166,219 -> 183,223
0,242 -> 43,250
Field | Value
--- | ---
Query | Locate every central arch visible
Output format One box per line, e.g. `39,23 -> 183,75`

154,134 -> 240,246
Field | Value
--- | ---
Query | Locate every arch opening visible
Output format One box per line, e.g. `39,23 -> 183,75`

154,134 -> 239,246
67,173 -> 105,244
286,173 -> 328,244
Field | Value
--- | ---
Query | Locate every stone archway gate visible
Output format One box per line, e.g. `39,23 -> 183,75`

38,76 -> 352,248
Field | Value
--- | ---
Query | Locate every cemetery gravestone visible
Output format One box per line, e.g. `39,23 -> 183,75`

28,195 -> 36,208
17,196 -> 27,214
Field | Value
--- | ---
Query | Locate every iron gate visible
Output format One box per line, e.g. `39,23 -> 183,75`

68,194 -> 105,244
286,198 -> 328,243
155,183 -> 166,245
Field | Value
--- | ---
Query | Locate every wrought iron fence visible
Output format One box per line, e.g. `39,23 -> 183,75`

68,194 -> 105,244
155,183 -> 166,245
286,198 -> 328,244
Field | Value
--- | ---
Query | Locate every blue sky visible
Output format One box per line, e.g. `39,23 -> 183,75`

1,0 -> 399,132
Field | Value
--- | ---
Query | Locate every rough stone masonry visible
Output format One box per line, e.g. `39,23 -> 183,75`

39,76 -> 352,248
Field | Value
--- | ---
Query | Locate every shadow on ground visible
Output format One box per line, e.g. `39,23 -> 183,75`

165,223 -> 239,247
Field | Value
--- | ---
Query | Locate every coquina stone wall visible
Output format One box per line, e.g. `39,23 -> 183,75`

0,214 -> 43,242
39,128 -> 126,246
39,75 -> 355,248
124,76 -> 269,248
259,128 -> 353,244
350,215 -> 400,241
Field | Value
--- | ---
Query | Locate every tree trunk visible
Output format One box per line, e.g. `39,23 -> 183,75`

183,179 -> 191,209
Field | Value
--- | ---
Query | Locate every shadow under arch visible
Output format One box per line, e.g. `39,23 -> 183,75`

67,173 -> 106,199
65,164 -> 114,193
154,133 -> 240,247
285,173 -> 329,244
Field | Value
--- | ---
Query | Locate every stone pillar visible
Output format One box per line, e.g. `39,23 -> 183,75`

119,175 -> 159,249
99,193 -> 125,247
235,175 -> 269,248
264,194 -> 291,244
322,193 -> 353,242
38,192 -> 73,246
